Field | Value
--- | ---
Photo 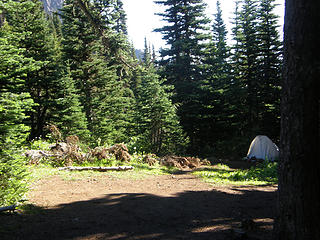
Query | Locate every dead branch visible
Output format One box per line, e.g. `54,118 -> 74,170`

0,205 -> 16,212
160,156 -> 208,169
58,166 -> 134,171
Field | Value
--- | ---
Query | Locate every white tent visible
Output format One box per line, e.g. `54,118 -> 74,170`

246,135 -> 279,161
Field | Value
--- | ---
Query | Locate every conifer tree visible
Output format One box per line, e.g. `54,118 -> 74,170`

227,0 -> 261,154
61,0 -> 135,145
201,0 -> 232,155
238,0 -> 260,137
228,0 -> 248,146
91,0 -> 127,35
134,66 -> 188,155
2,0 -> 62,139
256,0 -> 282,140
228,0 -> 282,155
0,19 -> 35,205
230,0 -> 243,82
212,1 -> 229,64
112,0 -> 127,35
87,44 -> 135,145
155,0 -> 210,153
43,14 -> 90,141
52,67 -> 90,141
60,0 -> 100,131
142,37 -> 152,67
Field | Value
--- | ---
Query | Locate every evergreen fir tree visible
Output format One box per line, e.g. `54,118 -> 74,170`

60,0 -> 100,132
45,13 -> 90,141
212,0 -> 229,63
229,0 -> 247,135
87,44 -> 135,145
256,0 -> 282,141
228,0 -> 282,155
142,37 -> 152,67
91,0 -> 127,35
226,0 -> 261,155
239,0 -> 260,137
0,19 -> 35,205
230,0 -> 243,80
201,0 -> 232,155
155,0 -> 210,153
3,0 -> 62,139
134,66 -> 188,155
112,0 -> 127,35
61,0 -> 136,145
53,66 -> 90,141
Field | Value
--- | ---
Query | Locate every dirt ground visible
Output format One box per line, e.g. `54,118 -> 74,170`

0,167 -> 277,240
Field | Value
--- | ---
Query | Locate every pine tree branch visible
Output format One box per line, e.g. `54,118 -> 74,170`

74,0 -> 136,69
74,0 -> 106,45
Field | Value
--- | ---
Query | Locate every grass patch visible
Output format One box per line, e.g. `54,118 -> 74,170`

27,164 -> 58,182
193,162 -> 278,186
26,153 -> 179,182
26,155 -> 278,186
18,203 -> 44,215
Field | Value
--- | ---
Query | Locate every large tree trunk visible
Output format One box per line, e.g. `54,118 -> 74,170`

274,0 -> 320,239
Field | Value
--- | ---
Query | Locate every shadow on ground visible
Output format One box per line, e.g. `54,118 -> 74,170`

0,187 -> 276,240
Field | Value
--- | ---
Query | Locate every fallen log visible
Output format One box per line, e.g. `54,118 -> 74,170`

58,166 -> 134,172
0,205 -> 16,212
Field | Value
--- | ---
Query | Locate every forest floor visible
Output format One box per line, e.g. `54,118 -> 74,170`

0,162 -> 277,240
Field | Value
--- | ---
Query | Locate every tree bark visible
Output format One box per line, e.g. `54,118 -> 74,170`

274,0 -> 320,239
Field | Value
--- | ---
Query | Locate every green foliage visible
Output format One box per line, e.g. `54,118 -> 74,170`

0,18 -> 36,205
29,138 -> 52,151
201,0 -> 282,157
0,152 -> 28,206
256,0 -> 282,139
133,65 -> 188,155
1,0 -> 283,186
199,0 -> 232,156
52,66 -> 90,141
60,0 -> 135,146
0,22 -> 38,92
155,0 -> 211,153
1,0 -> 64,139
27,153 -> 179,183
193,162 -> 278,185
0,93 -> 33,206
0,93 -> 33,146
154,0 -> 281,156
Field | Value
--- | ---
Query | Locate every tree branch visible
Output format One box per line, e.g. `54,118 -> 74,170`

58,166 -> 134,171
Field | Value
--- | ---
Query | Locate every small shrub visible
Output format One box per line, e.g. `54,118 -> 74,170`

0,93 -> 32,206
30,138 -> 52,151
236,161 -> 278,183
0,152 -> 28,206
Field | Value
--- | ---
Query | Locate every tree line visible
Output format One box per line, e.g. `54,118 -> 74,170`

0,0 -> 187,157
2,1 -> 319,239
155,0 -> 282,157
1,0 -> 281,204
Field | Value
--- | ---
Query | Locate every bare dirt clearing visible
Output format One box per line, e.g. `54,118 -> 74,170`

0,169 -> 276,240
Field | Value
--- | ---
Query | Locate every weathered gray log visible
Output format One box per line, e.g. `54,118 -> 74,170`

24,150 -> 53,159
58,166 -> 134,172
0,205 -> 16,212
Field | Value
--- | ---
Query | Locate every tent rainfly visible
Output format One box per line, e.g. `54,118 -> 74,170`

246,135 -> 279,161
